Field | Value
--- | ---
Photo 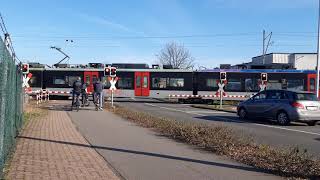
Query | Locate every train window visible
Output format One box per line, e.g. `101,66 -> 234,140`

68,76 -> 80,87
152,77 -> 167,88
206,79 -> 218,88
169,78 -> 184,87
287,79 -> 304,91
245,79 -> 259,92
143,76 -> 148,88
310,78 -> 315,91
29,76 -> 37,86
225,79 -> 241,91
136,76 -> 141,88
53,77 -> 66,85
267,80 -> 282,90
118,78 -> 133,89
100,76 -> 111,89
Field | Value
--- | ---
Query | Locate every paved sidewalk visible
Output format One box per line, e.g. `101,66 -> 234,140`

69,104 -> 282,180
7,103 -> 119,180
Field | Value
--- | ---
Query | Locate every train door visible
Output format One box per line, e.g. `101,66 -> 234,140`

134,72 -> 150,96
84,71 -> 99,93
307,73 -> 320,96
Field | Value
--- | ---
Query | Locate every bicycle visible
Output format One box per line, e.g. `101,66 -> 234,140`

94,92 -> 103,111
81,92 -> 90,107
71,92 -> 81,112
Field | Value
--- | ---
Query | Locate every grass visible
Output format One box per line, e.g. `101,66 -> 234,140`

106,104 -> 320,179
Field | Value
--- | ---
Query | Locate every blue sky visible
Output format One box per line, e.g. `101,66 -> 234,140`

1,0 -> 319,68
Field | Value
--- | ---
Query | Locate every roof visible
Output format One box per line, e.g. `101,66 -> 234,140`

252,52 -> 317,59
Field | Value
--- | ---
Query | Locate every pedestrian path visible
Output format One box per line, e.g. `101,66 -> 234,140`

7,102 -> 119,180
68,103 -> 282,180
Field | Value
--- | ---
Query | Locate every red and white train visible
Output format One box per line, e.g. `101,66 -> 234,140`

25,63 -> 319,100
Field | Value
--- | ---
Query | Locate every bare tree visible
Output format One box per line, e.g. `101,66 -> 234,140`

156,42 -> 195,69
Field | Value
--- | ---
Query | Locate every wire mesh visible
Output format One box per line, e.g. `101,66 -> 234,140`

0,37 -> 23,178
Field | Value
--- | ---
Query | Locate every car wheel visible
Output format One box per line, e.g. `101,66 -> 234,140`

306,121 -> 316,126
277,111 -> 290,126
238,108 -> 247,120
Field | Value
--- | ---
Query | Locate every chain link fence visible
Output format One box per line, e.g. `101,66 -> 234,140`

0,37 -> 23,178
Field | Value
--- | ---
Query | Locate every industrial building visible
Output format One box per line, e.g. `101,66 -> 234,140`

229,53 -> 318,70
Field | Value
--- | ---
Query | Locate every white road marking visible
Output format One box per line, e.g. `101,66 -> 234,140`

253,124 -> 320,136
144,103 -> 320,136
189,110 -> 227,114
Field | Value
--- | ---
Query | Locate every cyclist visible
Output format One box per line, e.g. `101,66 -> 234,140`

93,79 -> 104,110
72,77 -> 82,107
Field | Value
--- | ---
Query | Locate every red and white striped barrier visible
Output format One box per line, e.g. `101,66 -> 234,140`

25,90 -> 95,95
47,91 -> 94,95
35,90 -> 50,104
48,91 -> 71,94
169,94 -> 249,99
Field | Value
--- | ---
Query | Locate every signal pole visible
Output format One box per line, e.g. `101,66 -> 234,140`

316,0 -> 320,98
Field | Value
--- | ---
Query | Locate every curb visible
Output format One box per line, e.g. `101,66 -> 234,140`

191,105 -> 237,114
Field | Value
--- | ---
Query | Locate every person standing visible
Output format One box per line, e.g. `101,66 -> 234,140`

93,79 -> 104,110
72,77 -> 82,106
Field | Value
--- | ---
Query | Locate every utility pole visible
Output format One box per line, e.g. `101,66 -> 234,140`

316,0 -> 320,98
262,30 -> 273,65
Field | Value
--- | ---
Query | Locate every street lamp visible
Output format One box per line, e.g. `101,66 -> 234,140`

317,0 -> 320,98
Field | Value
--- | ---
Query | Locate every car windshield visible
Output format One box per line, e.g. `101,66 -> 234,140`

295,93 -> 318,101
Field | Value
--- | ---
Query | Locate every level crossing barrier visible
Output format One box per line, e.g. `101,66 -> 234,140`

34,90 -> 50,104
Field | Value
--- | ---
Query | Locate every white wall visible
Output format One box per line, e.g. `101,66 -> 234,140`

252,53 -> 289,64
290,54 -> 317,70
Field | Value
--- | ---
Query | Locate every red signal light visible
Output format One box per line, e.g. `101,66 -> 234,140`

22,63 -> 29,74
110,67 -> 117,77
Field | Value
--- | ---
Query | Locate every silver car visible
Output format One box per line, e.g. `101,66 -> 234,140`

237,90 -> 320,126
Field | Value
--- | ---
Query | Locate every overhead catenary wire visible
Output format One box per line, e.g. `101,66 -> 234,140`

10,31 -> 319,40
0,12 -> 21,64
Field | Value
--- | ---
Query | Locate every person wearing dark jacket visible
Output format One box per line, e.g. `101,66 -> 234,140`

72,77 -> 82,106
93,79 -> 104,110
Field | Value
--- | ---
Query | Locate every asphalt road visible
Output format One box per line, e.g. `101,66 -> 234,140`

116,97 -> 320,156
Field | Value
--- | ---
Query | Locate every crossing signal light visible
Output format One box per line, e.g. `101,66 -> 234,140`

261,73 -> 268,81
22,63 -> 29,74
110,67 -> 117,77
104,67 -> 110,76
220,72 -> 227,81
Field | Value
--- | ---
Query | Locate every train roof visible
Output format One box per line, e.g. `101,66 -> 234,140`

29,67 -> 193,73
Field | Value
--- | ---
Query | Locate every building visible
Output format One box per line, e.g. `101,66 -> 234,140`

247,53 -> 317,70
